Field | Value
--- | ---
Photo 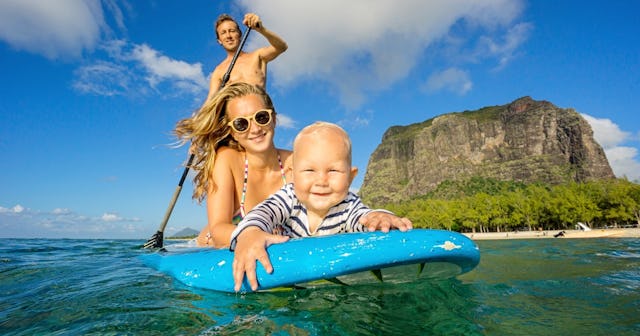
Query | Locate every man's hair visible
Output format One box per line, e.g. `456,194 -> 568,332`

214,14 -> 241,39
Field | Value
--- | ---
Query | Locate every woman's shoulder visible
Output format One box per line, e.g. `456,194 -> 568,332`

214,146 -> 243,165
216,146 -> 241,156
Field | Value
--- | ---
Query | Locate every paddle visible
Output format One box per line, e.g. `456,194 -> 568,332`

143,27 -> 253,249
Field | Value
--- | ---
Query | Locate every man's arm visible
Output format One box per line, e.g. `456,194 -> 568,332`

243,13 -> 288,62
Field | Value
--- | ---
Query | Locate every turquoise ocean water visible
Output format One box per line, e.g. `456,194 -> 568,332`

1,237 -> 639,335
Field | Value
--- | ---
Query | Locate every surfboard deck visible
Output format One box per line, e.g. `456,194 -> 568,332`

140,229 -> 480,293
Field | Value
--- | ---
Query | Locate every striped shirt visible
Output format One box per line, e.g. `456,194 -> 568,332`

229,183 -> 389,250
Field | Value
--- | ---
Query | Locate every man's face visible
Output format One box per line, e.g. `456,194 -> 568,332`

216,20 -> 241,51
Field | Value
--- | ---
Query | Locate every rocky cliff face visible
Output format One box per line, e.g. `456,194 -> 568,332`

360,97 -> 615,205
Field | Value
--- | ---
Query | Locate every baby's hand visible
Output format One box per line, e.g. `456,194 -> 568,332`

360,212 -> 413,233
232,227 -> 289,292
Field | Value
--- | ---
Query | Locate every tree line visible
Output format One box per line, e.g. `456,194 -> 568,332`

379,177 -> 640,233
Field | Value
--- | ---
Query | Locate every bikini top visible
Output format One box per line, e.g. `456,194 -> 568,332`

237,152 -> 287,219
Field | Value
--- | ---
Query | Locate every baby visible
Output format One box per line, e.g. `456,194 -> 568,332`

230,121 -> 412,291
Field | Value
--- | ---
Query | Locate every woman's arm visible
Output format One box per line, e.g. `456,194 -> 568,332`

203,148 -> 240,248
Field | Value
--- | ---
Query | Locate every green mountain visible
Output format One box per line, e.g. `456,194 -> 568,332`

360,97 -> 614,205
170,228 -> 199,238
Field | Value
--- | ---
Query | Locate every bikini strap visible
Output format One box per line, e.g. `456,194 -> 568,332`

239,155 -> 249,217
278,152 -> 287,185
239,152 -> 286,218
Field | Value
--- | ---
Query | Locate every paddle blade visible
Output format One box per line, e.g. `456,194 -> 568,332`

325,277 -> 350,286
143,231 -> 164,249
371,269 -> 383,282
418,262 -> 426,276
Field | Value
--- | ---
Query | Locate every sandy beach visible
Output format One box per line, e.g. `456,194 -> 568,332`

464,227 -> 640,240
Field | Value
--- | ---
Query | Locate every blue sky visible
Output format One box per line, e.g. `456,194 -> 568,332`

1,0 -> 638,239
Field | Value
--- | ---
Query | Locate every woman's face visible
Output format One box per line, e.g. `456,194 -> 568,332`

226,94 -> 275,153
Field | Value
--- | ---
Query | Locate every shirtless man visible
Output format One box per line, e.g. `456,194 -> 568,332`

205,13 -> 288,101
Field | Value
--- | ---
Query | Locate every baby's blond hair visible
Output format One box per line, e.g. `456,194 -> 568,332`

293,122 -> 352,165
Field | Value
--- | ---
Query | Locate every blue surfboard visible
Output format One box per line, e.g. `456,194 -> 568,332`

140,229 -> 480,292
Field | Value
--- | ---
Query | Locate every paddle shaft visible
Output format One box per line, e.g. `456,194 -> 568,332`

221,27 -> 253,89
148,27 -> 253,245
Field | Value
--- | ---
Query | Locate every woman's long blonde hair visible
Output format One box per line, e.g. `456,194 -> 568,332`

174,83 -> 276,203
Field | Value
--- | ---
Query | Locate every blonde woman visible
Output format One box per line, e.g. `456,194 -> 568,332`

175,82 -> 292,248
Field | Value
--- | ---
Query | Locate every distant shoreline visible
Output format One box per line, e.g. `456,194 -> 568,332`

463,227 -> 640,240
162,229 -> 640,242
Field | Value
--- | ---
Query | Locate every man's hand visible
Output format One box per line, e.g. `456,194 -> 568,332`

359,212 -> 413,233
232,227 -> 289,292
243,13 -> 262,30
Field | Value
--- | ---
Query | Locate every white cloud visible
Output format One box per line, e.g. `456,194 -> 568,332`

73,60 -> 132,96
0,1 -> 206,98
583,113 -> 640,182
0,205 -> 144,238
477,22 -> 533,70
102,0 -> 127,32
101,212 -> 122,222
73,40 -> 208,98
0,204 -> 25,213
131,44 -> 208,92
239,0 -> 526,108
582,114 -> 630,149
52,208 -> 71,215
338,110 -> 373,129
0,0 -> 108,59
605,147 -> 640,181
422,67 -> 472,95
6,1 -> 530,105
276,114 -> 296,129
